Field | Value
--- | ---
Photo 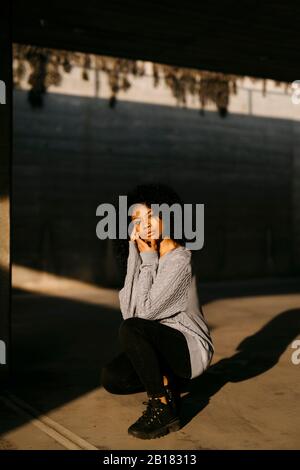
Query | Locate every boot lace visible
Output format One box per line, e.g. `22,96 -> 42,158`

137,398 -> 166,425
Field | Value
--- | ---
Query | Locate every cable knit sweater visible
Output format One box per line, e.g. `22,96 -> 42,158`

118,241 -> 214,379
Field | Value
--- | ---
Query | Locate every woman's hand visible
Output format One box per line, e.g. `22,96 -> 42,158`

130,224 -> 139,241
130,224 -> 158,252
135,233 -> 158,253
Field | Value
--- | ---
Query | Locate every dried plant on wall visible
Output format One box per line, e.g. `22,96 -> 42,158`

13,44 -> 291,117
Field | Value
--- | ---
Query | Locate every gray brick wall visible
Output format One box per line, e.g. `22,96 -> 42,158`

12,89 -> 299,286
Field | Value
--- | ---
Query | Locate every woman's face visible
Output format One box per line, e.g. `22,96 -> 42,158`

130,203 -> 163,241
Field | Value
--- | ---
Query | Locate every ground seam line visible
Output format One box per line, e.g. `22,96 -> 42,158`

0,392 -> 98,451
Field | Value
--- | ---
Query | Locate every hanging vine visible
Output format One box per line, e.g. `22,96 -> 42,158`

13,44 -> 290,117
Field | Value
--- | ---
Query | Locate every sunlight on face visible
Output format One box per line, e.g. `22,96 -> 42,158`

130,203 -> 162,241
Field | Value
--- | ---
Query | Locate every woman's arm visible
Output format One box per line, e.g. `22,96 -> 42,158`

134,251 -> 192,321
118,240 -> 142,320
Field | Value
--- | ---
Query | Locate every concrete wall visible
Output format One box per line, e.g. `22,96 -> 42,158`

0,4 -> 11,380
12,85 -> 300,286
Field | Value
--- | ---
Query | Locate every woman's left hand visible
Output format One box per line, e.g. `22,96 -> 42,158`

135,233 -> 158,253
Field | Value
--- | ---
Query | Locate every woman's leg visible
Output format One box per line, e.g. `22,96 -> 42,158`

118,317 -> 192,399
101,351 -> 145,395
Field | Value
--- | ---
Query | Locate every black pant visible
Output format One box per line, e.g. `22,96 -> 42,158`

101,317 -> 192,398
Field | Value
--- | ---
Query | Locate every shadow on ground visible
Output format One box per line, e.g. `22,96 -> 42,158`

0,281 -> 299,437
179,308 -> 300,427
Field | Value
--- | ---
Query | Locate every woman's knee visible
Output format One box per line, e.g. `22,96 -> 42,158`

118,317 -> 144,341
101,363 -> 144,395
101,365 -> 125,394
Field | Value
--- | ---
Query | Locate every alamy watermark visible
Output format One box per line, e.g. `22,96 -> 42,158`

291,339 -> 300,365
0,340 -> 6,365
95,196 -> 204,250
291,80 -> 300,105
0,80 -> 6,104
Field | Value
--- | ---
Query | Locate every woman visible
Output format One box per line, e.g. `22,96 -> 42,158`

101,183 -> 214,440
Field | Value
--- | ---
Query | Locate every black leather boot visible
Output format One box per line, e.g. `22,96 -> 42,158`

128,393 -> 181,440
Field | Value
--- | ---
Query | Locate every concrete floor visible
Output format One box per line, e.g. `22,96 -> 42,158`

1,277 -> 300,450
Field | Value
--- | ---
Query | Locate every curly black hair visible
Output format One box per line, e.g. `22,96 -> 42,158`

113,182 -> 189,270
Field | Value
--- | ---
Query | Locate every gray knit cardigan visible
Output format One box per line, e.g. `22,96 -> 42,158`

119,241 -> 214,379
